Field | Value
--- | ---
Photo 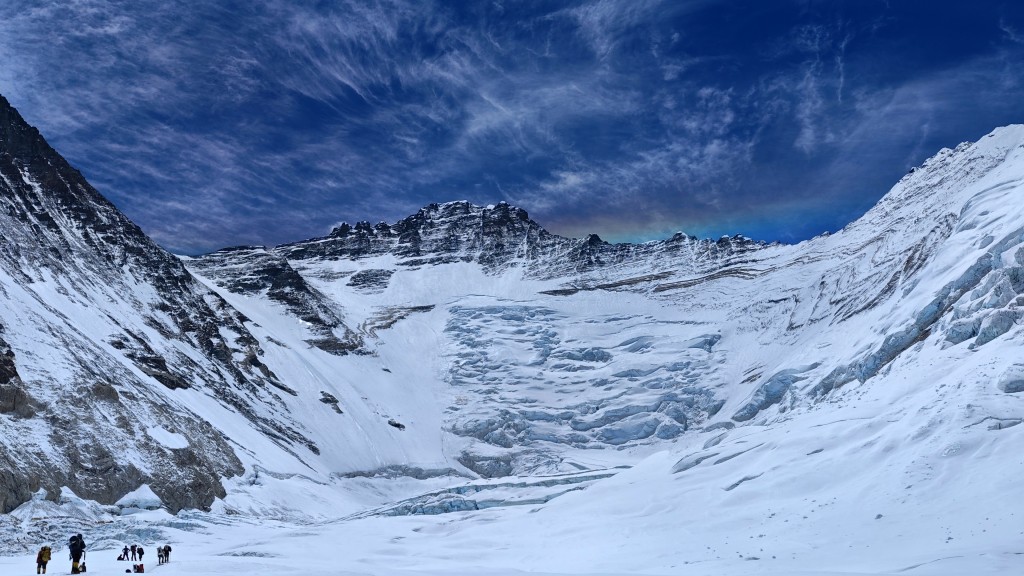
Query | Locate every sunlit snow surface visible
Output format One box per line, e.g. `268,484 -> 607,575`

1,424 -> 1022,576
4,128 -> 1024,574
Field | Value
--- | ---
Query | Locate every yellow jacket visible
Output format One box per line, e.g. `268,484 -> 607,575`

37,547 -> 51,562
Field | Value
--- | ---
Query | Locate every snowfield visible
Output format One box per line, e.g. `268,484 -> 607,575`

1,417 -> 1022,576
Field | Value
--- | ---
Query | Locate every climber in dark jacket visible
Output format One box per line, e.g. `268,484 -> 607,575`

68,534 -> 86,574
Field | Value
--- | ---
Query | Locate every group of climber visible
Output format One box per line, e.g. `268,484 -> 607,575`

35,534 -> 87,574
34,535 -> 172,574
118,542 -> 172,568
118,543 -> 146,562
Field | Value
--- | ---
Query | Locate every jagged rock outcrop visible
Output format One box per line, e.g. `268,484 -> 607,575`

266,200 -> 768,282
185,247 -> 362,355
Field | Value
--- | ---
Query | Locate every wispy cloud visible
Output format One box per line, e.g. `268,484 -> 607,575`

0,0 -> 750,251
1001,18 -> 1023,44
1,0 -> 1023,252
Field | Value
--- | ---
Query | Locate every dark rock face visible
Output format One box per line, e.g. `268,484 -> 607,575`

319,391 -> 343,413
0,337 -> 36,419
0,383 -> 36,418
186,247 -> 362,355
347,269 -> 394,292
0,333 -> 21,388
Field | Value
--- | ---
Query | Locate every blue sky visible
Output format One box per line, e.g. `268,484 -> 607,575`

2,0 -> 1023,254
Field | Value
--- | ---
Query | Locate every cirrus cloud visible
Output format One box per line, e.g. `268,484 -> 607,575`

0,0 -> 1022,253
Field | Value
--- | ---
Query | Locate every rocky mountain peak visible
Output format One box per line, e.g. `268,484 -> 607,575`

0,94 -> 46,159
285,200 -> 549,267
279,198 -> 769,282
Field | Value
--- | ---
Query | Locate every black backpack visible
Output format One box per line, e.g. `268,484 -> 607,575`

69,535 -> 86,554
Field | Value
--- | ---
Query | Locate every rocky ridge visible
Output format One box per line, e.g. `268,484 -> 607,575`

195,200 -> 769,301
290,200 -> 768,279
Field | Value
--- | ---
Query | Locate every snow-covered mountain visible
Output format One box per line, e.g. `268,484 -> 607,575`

1,93 -> 1023,574
185,129 -> 1024,487
0,94 -> 328,513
